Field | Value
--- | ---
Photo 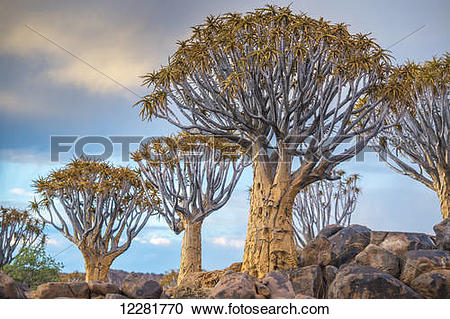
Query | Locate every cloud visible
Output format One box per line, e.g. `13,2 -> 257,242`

46,238 -> 63,247
134,236 -> 171,246
211,236 -> 244,249
0,7 -> 164,98
9,187 -> 34,197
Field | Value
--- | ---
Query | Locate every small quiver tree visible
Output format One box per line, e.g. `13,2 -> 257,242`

31,158 -> 158,282
371,54 -> 449,218
133,134 -> 247,284
0,207 -> 44,269
136,6 -> 391,277
292,172 -> 360,248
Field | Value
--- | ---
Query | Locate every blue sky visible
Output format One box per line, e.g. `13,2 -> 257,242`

0,0 -> 448,274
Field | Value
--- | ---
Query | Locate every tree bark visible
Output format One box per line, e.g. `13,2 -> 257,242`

83,253 -> 114,282
436,167 -> 449,219
177,219 -> 203,284
241,160 -> 298,278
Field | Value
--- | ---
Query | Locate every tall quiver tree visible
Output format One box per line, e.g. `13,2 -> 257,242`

371,54 -> 449,219
31,158 -> 158,282
136,6 -> 391,277
133,134 -> 246,284
0,207 -> 44,268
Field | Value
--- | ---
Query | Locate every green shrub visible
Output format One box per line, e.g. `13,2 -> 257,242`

3,243 -> 63,289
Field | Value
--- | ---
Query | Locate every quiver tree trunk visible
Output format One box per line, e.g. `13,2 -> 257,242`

436,167 -> 449,219
82,252 -> 114,282
177,219 -> 203,284
241,161 -> 298,278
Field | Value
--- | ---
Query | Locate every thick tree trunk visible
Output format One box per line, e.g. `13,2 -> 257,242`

241,161 -> 298,278
177,219 -> 202,285
83,254 -> 114,282
437,167 -> 449,219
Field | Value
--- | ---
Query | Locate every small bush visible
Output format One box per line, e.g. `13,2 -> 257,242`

3,243 -> 63,289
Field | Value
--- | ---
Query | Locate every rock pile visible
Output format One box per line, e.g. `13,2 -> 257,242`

1,218 -> 449,299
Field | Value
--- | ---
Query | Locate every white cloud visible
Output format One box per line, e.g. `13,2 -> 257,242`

211,236 -> 244,249
46,238 -> 63,247
149,237 -> 171,246
9,187 -> 34,197
134,236 -> 171,246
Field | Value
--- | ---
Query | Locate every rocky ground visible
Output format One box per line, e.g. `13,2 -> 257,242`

1,218 -> 449,299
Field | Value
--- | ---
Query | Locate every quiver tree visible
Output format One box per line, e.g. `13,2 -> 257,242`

0,207 -> 44,268
136,6 -> 391,277
371,54 -> 449,219
133,134 -> 247,284
293,171 -> 360,248
31,158 -> 158,282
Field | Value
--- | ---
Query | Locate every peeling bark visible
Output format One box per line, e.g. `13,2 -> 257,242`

177,219 -> 203,284
83,253 -> 114,282
436,168 -> 449,219
241,161 -> 298,278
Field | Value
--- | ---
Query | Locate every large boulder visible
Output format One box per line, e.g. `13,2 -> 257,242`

328,264 -> 422,299
88,281 -> 121,297
409,269 -> 450,299
433,218 -> 450,251
260,271 -> 295,299
370,231 -> 435,256
209,273 -> 257,299
354,244 -> 401,277
0,272 -> 25,299
317,224 -> 344,238
34,282 -> 89,299
300,237 -> 333,266
324,265 -> 337,287
301,225 -> 371,267
121,273 -> 162,299
282,265 -> 325,298
327,225 -> 372,267
400,249 -> 450,285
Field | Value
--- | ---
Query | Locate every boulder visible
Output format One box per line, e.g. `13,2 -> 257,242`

400,249 -> 450,285
301,225 -> 371,268
354,244 -> 401,277
121,273 -> 162,299
209,273 -> 257,299
324,265 -> 337,287
0,272 -> 25,299
260,271 -> 295,299
328,264 -> 422,299
282,265 -> 325,298
370,231 -> 435,256
88,281 -> 121,296
105,293 -> 129,299
300,237 -> 332,266
409,269 -> 449,299
327,225 -> 372,267
165,284 -> 211,299
433,218 -> 450,251
254,282 -> 271,298
317,224 -> 344,238
34,282 -> 89,299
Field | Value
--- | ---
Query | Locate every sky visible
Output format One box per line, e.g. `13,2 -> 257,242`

0,0 -> 448,274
